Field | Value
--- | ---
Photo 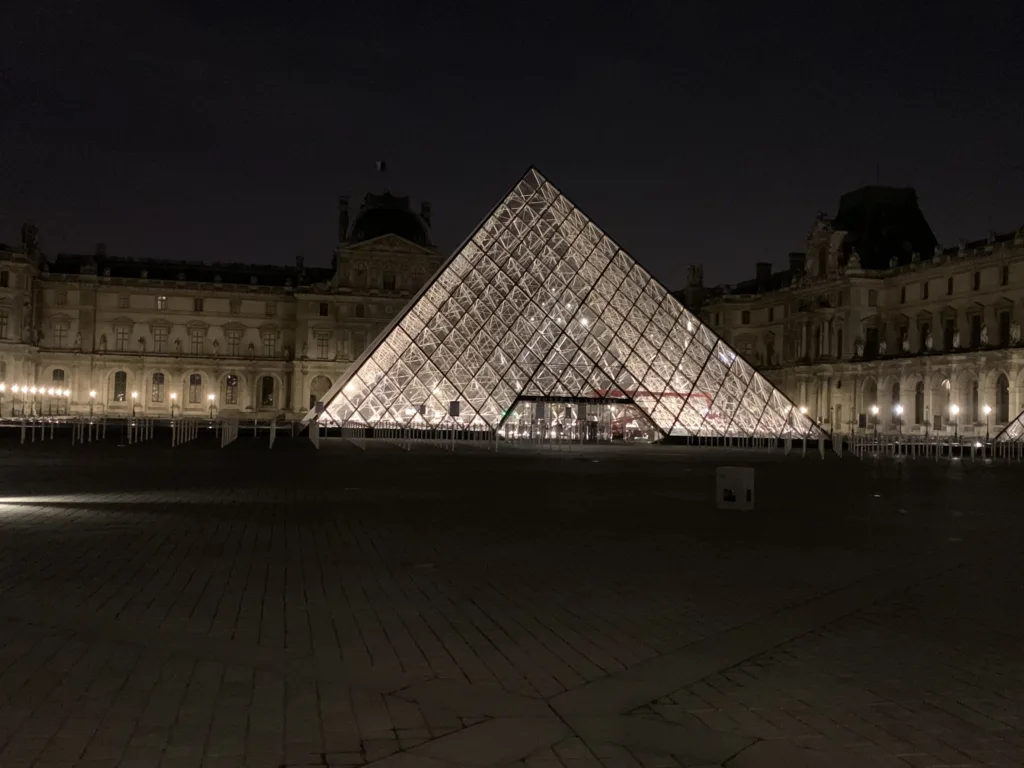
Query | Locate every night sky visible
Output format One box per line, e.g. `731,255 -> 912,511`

1,1 -> 1022,289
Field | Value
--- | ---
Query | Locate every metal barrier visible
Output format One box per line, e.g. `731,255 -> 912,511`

220,420 -> 239,448
846,432 -> 1024,461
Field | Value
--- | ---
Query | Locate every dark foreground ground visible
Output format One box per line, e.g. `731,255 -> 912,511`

0,434 -> 1021,768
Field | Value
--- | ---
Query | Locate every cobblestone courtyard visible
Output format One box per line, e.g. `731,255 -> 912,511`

0,437 -> 1020,767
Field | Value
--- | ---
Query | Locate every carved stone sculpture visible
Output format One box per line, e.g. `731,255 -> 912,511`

925,329 -> 933,351
901,333 -> 910,353
980,323 -> 989,345
99,334 -> 107,352
1011,321 -> 1021,345
952,329 -> 960,349
878,338 -> 887,356
74,331 -> 81,348
174,338 -> 182,354
848,248 -> 861,269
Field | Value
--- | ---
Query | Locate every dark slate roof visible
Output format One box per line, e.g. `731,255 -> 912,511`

46,254 -> 327,287
832,186 -> 937,269
348,192 -> 431,247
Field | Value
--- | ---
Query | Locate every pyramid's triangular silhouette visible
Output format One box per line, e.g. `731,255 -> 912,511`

316,168 -> 822,439
995,411 -> 1024,441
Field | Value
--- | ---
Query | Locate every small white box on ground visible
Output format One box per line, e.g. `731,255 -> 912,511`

716,467 -> 754,510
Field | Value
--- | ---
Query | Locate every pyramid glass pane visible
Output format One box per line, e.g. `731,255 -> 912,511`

317,167 -> 822,439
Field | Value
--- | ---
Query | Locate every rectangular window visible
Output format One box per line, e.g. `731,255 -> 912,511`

151,373 -> 165,403
226,330 -> 242,356
315,332 -> 330,360
118,294 -> 130,309
115,327 -> 129,352
999,311 -> 1011,346
1001,265 -> 1009,286
944,319 -> 955,350
922,281 -> 929,300
54,324 -> 68,348
768,307 -> 774,322
193,297 -> 204,312
0,271 -> 8,288
262,332 -> 276,357
225,374 -> 239,405
55,289 -> 67,306
0,311 -> 7,338
113,371 -> 127,402
383,273 -> 396,291
190,329 -> 203,354
973,271 -> 981,291
970,315 -> 981,347
188,373 -> 202,403
154,327 -> 168,353
265,301 -> 275,317
900,286 -> 906,304
947,276 -> 954,295
157,295 -> 167,310
229,299 -> 241,314
868,290 -> 878,307
741,310 -> 750,325
318,302 -> 329,317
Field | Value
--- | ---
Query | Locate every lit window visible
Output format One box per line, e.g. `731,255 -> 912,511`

316,332 -> 330,360
190,329 -> 203,354
115,327 -> 130,352
226,329 -> 242,357
154,327 -> 168,353
188,374 -> 202,403
225,374 -> 239,405
151,372 -> 165,403
157,295 -> 167,310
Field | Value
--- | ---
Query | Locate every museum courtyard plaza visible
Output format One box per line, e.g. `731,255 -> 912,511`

0,438 -> 1020,768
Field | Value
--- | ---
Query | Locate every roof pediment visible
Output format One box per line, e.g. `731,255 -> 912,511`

340,234 -> 435,256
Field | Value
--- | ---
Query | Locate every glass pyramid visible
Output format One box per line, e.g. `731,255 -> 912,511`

995,411 -> 1024,441
317,168 -> 822,439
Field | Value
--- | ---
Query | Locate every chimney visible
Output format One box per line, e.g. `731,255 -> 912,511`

338,196 -> 350,241
420,200 -> 432,227
755,262 -> 771,285
788,252 -> 805,275
95,242 -> 106,257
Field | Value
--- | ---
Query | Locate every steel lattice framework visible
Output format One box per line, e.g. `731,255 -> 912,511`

316,168 -> 822,439
994,410 -> 1024,441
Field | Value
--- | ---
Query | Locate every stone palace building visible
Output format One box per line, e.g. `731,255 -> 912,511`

682,186 -> 1024,437
0,192 -> 442,419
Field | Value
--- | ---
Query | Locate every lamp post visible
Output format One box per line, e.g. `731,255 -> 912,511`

89,390 -> 96,418
131,391 -> 138,418
983,403 -> 991,441
208,392 -> 216,419
894,404 -> 904,437
870,404 -> 879,435
170,391 -> 178,418
950,403 -> 960,439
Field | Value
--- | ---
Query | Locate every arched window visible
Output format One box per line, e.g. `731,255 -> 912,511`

309,375 -> 332,409
864,379 -> 877,413
259,376 -> 275,408
0,359 -> 6,381
151,372 -> 165,403
996,374 -> 1010,423
188,373 -> 202,404
970,380 -> 979,422
52,369 -> 65,385
225,374 -> 239,405
113,371 -> 127,402
914,381 -> 925,425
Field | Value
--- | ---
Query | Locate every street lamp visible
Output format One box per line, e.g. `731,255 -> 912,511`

170,391 -> 178,418
799,405 -> 808,415
208,392 -> 216,419
89,390 -> 96,418
131,391 -> 138,417
950,403 -> 960,439
870,404 -> 879,435
983,403 -> 992,441
894,403 -> 904,436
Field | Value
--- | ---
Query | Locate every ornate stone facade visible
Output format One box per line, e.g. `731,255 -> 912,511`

684,186 -> 1024,436
0,193 -> 442,419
